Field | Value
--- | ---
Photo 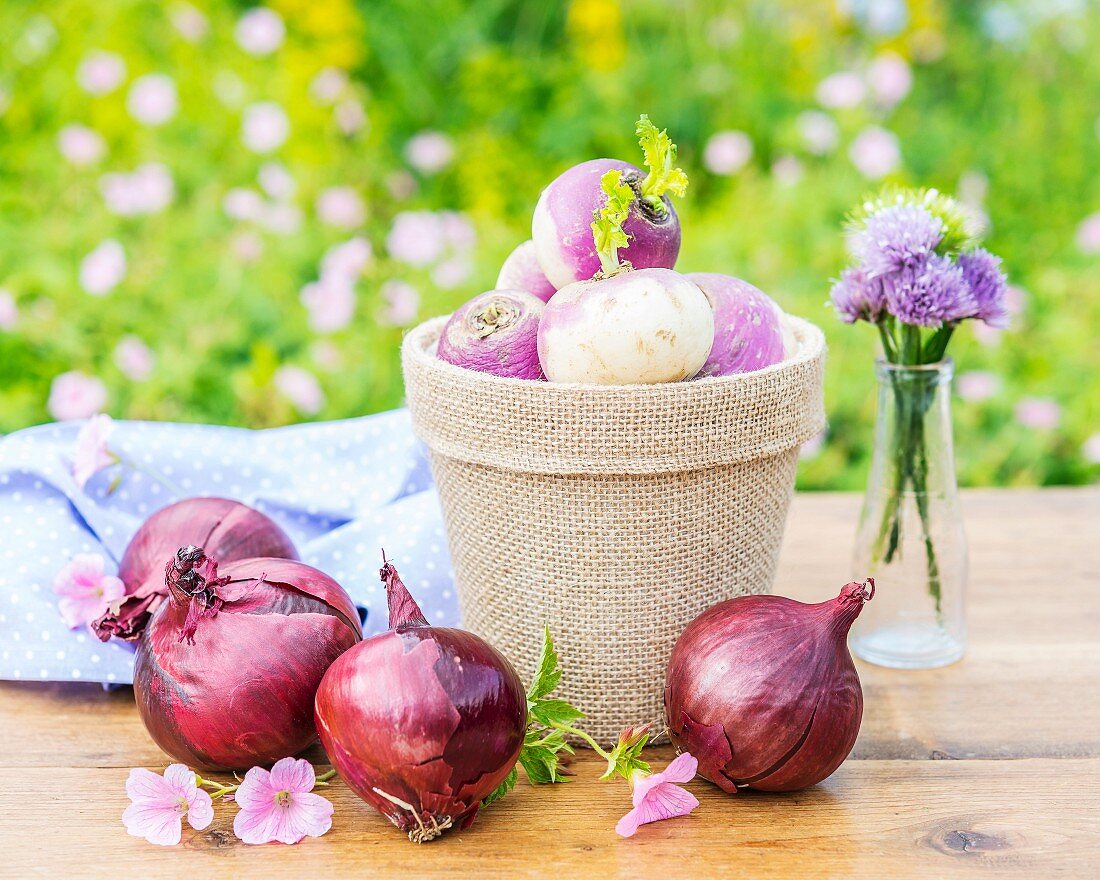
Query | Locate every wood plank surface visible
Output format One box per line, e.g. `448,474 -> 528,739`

2,488 -> 1097,879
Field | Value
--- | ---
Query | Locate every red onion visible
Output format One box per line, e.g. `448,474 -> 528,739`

436,289 -> 546,380
665,580 -> 874,792
135,546 -> 361,771
315,557 -> 526,842
93,497 -> 298,641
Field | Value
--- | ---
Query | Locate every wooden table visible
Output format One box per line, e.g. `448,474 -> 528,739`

2,488 -> 1097,878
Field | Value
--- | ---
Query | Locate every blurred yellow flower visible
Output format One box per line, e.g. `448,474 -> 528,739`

271,0 -> 364,70
567,0 -> 625,72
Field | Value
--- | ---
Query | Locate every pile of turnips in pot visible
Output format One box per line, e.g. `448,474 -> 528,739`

436,116 -> 799,384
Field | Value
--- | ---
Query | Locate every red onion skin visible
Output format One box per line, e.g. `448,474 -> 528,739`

665,581 -> 873,793
314,562 -> 526,841
94,497 -> 298,642
135,556 -> 361,771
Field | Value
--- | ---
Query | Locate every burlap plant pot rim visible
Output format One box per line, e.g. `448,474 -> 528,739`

402,315 -> 827,476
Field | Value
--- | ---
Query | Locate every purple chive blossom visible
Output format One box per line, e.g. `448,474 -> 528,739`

854,204 -> 944,279
884,254 -> 976,328
830,266 -> 886,324
957,248 -> 1009,328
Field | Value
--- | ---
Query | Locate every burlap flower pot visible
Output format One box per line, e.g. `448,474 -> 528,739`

402,315 -> 826,745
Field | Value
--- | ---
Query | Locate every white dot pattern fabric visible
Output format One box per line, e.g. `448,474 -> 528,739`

0,409 -> 456,685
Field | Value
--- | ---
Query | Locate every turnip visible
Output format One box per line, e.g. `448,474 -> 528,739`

495,240 -> 557,303
687,273 -> 791,376
537,170 -> 713,385
436,289 -> 545,380
532,116 -> 687,288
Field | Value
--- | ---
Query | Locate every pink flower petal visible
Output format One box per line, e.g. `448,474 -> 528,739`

233,766 -> 275,811
286,791 -> 334,838
162,763 -> 198,795
186,789 -> 214,831
268,757 -> 314,794
632,752 -> 698,805
615,806 -> 645,837
636,782 -> 700,824
233,804 -> 276,845
123,801 -> 184,846
125,767 -> 174,805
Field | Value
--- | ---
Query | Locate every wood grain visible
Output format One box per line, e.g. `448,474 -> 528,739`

2,488 -> 1097,879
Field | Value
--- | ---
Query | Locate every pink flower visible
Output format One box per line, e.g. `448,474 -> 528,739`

316,186 -> 365,229
48,371 -> 108,421
867,52 -> 912,107
431,256 -> 472,289
1014,397 -> 1061,430
335,99 -> 367,135
79,239 -> 127,295
798,110 -> 839,155
126,74 -> 178,126
387,211 -> 445,266
100,163 -> 174,216
223,187 -> 265,222
816,71 -> 865,109
274,366 -> 325,415
301,278 -> 355,333
259,202 -> 303,236
233,757 -> 333,845
259,162 -> 296,200
0,289 -> 16,330
58,124 -> 105,166
77,51 -> 126,96
321,237 -> 372,279
242,102 -> 289,153
53,552 -> 125,628
1083,433 -> 1100,465
310,67 -> 348,105
230,230 -> 264,263
799,429 -> 826,461
771,154 -> 804,186
1076,212 -> 1100,255
405,131 -> 455,174
703,130 -> 753,175
386,170 -> 417,200
956,370 -> 1002,403
616,752 -> 699,838
440,211 -> 476,252
72,413 -> 118,489
114,336 -> 155,381
849,126 -> 901,179
235,7 -> 285,56
170,3 -> 209,43
123,765 -> 214,846
380,281 -> 420,326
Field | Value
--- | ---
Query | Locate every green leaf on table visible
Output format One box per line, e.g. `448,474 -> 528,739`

481,767 -> 518,807
526,624 -> 562,703
518,727 -> 575,785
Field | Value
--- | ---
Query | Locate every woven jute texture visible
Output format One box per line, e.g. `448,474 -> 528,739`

403,315 -> 826,745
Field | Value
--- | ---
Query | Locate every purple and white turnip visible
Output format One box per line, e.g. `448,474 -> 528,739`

495,240 -> 557,303
537,168 -> 713,384
531,116 -> 687,288
436,289 -> 546,380
688,273 -> 791,376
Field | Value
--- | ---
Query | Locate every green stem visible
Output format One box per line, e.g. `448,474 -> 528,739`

877,321 -> 898,363
551,722 -> 612,763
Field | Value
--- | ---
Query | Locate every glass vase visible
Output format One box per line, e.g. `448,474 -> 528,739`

850,358 -> 967,668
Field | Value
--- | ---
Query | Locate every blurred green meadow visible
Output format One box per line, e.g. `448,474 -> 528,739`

0,0 -> 1097,489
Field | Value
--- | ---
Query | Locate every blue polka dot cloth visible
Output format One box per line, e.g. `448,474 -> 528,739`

0,409 -> 458,686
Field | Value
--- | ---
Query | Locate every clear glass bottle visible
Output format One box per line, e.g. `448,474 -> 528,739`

851,358 -> 967,668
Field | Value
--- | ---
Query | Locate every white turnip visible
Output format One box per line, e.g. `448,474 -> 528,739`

532,116 -> 687,288
436,289 -> 545,380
